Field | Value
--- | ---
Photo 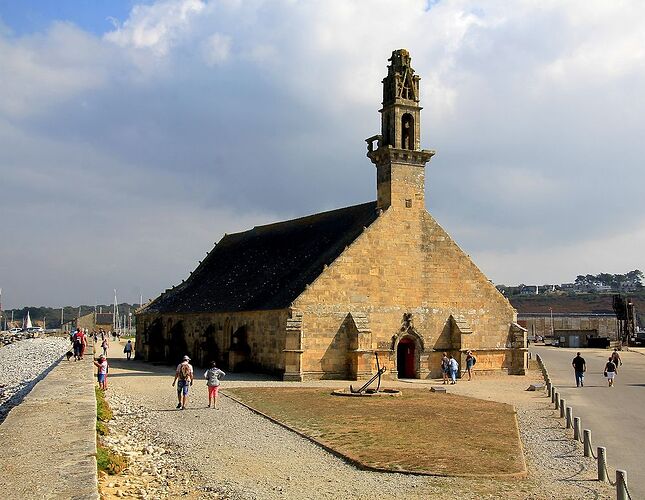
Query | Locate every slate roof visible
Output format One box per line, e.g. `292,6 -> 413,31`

146,201 -> 379,313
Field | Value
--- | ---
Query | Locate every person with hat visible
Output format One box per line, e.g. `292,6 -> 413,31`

172,355 -> 194,409
93,354 -> 109,391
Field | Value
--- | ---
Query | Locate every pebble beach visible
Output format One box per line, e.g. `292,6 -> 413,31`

0,336 -> 70,422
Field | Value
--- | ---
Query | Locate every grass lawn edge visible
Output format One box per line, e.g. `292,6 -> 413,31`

222,390 -> 528,479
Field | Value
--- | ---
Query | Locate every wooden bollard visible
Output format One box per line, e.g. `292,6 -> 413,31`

583,429 -> 592,457
573,417 -> 581,441
598,447 -> 607,482
616,470 -> 628,500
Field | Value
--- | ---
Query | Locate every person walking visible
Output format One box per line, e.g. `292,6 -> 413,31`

571,352 -> 586,387
123,340 -> 133,360
72,328 -> 86,361
93,355 -> 109,391
81,328 -> 88,359
604,356 -> 617,387
465,351 -> 476,381
172,355 -> 194,409
101,337 -> 109,357
204,361 -> 226,409
611,349 -> 622,370
448,355 -> 459,384
441,352 -> 450,384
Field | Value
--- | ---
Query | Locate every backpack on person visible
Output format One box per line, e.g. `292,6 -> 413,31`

472,356 -> 477,365
180,363 -> 191,382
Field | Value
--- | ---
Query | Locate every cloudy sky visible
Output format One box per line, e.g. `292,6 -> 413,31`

1,0 -> 644,308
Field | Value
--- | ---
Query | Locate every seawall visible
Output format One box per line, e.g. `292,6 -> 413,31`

0,348 -> 99,499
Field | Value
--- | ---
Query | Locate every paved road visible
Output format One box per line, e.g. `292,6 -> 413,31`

532,346 -> 645,498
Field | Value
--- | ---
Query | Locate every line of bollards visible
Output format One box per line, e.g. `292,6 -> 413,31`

533,352 -> 631,500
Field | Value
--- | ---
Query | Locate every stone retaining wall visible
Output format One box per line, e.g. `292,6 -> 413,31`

0,350 -> 99,499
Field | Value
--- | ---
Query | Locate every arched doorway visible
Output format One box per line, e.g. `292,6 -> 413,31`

397,336 -> 416,378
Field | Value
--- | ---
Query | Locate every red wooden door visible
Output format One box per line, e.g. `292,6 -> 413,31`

397,337 -> 416,378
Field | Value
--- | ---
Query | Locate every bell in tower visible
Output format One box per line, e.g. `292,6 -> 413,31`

366,49 -> 435,211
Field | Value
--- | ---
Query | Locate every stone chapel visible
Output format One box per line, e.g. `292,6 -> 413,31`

136,49 -> 527,380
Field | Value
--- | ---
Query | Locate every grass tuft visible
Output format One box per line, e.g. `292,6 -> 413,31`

95,386 -> 113,422
96,441 -> 128,475
94,383 -> 127,475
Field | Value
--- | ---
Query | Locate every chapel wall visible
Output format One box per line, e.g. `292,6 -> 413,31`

293,207 -> 519,379
135,310 -> 288,373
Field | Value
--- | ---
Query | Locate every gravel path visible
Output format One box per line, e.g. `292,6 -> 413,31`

100,346 -> 613,499
0,336 -> 70,423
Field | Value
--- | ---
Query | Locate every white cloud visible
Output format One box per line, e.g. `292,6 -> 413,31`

2,0 -> 645,307
104,0 -> 205,56
0,22 -> 109,117
202,32 -> 231,65
476,220 -> 645,286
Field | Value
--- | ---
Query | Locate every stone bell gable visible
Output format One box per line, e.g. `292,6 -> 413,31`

135,48 -> 526,380
288,204 -> 523,380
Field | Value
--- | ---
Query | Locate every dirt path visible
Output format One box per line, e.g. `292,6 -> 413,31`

98,344 -> 613,499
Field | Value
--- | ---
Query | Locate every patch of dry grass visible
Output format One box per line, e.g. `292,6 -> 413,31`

226,388 -> 524,476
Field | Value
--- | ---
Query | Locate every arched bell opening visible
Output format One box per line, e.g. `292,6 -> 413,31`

401,113 -> 414,150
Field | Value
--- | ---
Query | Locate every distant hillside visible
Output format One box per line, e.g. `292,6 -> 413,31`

0,303 -> 140,329
509,291 -> 645,327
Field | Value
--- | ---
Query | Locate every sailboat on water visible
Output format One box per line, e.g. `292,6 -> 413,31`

23,310 -> 32,330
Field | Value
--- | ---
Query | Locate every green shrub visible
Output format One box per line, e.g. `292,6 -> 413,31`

96,441 -> 127,475
96,420 -> 109,436
95,387 -> 113,422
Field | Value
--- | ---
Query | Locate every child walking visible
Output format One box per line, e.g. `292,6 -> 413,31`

93,355 -> 109,391
204,361 -> 226,409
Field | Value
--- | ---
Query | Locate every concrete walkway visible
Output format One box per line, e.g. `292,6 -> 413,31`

533,346 -> 645,499
0,347 -> 99,499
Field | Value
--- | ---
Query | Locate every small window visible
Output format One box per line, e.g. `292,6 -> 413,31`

405,199 -> 412,208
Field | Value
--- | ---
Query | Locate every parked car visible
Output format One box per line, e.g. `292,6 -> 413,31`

630,333 -> 645,346
8,328 -> 21,334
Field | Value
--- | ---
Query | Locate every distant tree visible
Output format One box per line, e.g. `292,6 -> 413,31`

627,270 -> 644,285
597,273 -> 613,286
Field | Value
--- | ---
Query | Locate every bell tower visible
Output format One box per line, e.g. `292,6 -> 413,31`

366,49 -> 435,210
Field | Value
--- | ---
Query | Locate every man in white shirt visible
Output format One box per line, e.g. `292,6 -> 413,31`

172,355 -> 194,410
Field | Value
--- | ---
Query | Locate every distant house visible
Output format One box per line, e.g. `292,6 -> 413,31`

63,312 -> 113,333
619,280 -> 642,292
519,285 -> 538,296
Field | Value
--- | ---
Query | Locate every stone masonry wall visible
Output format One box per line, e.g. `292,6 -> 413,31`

519,315 -> 617,340
136,310 -> 289,374
292,204 -> 519,379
